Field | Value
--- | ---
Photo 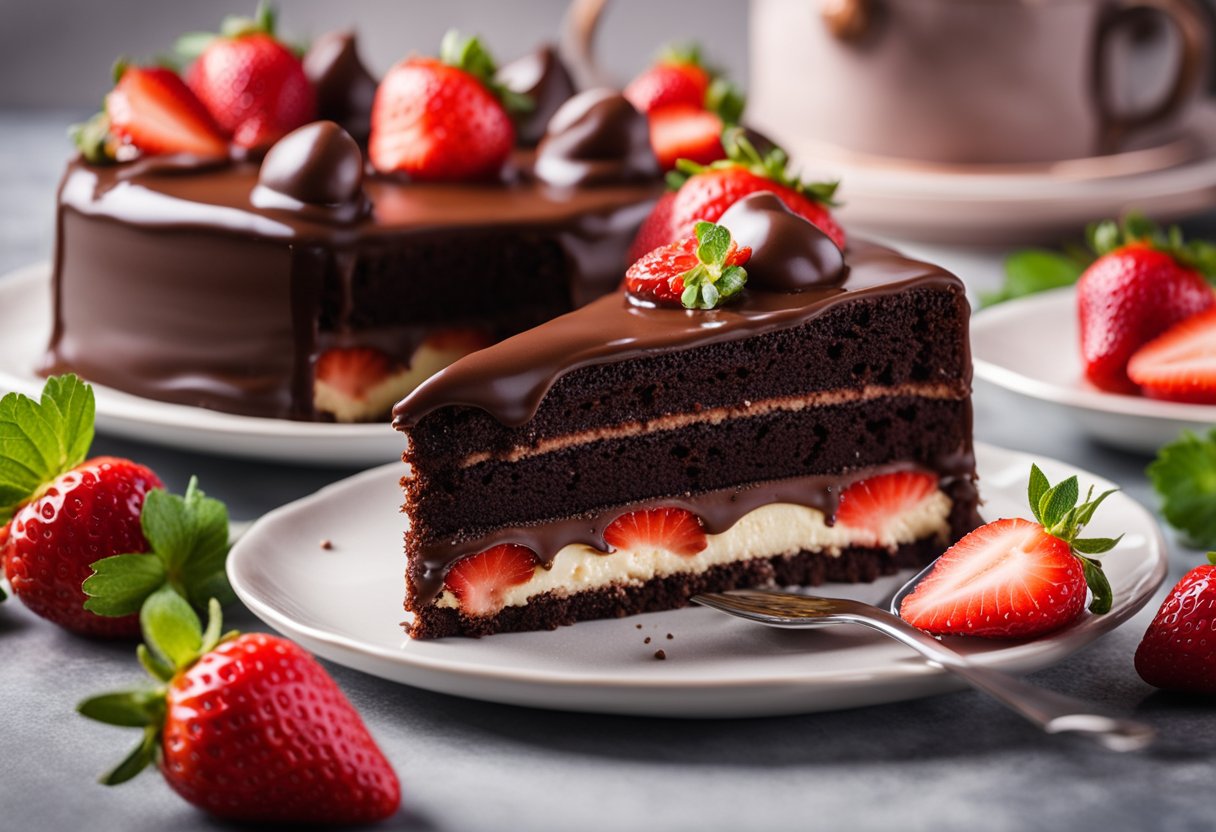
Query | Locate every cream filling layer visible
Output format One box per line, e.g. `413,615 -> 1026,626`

434,490 -> 953,611
459,381 -> 966,467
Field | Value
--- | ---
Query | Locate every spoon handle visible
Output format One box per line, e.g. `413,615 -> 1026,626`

850,609 -> 1156,752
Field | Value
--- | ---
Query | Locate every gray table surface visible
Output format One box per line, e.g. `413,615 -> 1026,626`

2,111 -> 1214,832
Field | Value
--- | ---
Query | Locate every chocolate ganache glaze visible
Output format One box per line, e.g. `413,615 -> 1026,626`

533,88 -> 660,187
303,31 -> 377,145
496,44 -> 577,146
717,192 -> 848,290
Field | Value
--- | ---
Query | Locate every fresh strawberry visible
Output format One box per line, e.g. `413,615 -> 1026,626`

1126,307 -> 1216,403
603,507 -> 708,557
314,346 -> 400,402
1134,552 -> 1216,693
625,220 -> 751,309
178,3 -> 315,149
104,64 -> 228,158
625,50 -> 710,115
648,105 -> 725,170
1077,216 -> 1216,394
80,599 -> 400,823
900,465 -> 1121,639
628,129 -> 844,262
370,31 -> 525,181
444,544 -> 539,616
835,471 -> 939,544
0,376 -> 233,637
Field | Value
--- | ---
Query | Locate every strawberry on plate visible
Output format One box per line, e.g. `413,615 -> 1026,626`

628,129 -> 843,262
625,219 -> 751,309
604,507 -> 708,557
370,30 -> 528,181
444,543 -> 539,616
835,471 -> 940,545
177,2 -> 315,150
1134,552 -> 1216,694
0,375 -> 233,637
900,464 -> 1121,639
79,597 -> 400,823
1127,307 -> 1216,404
102,63 -> 228,158
1077,216 -> 1216,394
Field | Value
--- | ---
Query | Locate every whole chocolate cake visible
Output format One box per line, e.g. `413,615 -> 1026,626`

393,194 -> 980,638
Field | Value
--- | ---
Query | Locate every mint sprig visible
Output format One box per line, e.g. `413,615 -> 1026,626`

440,30 -> 533,115
667,126 -> 839,206
1027,464 -> 1120,614
679,221 -> 748,309
83,477 -> 233,618
0,374 -> 95,524
1147,429 -> 1216,548
79,597 -> 234,785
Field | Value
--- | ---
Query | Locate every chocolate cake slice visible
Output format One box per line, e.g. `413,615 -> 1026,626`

392,194 -> 979,638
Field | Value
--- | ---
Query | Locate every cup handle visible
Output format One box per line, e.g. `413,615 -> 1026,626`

1092,0 -> 1209,155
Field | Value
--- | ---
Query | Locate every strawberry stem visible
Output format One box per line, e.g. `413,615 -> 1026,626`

679,221 -> 749,309
1087,213 -> 1216,279
667,127 -> 840,205
439,30 -> 533,115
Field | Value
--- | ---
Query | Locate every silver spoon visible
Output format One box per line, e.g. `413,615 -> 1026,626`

692,586 -> 1155,752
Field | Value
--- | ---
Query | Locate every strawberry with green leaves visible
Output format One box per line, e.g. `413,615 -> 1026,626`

370,30 -> 530,181
900,465 -> 1121,639
629,129 -> 843,262
176,2 -> 315,150
80,596 -> 400,823
625,220 -> 751,309
0,375 -> 230,636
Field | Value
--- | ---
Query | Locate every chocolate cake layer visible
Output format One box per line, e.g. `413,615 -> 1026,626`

47,156 -> 661,420
409,536 -> 947,639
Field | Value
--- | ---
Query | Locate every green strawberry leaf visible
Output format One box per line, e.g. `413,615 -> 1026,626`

1027,464 -> 1050,525
679,221 -> 750,310
980,249 -> 1090,307
1147,429 -> 1216,547
1071,535 -> 1123,555
694,221 -> 731,264
705,77 -> 745,124
1080,557 -> 1113,614
440,30 -> 533,114
98,725 -> 160,786
0,374 -> 95,523
77,689 -> 165,728
82,555 -> 166,617
674,127 -> 840,206
1039,475 -> 1079,531
137,643 -> 174,683
140,586 -> 202,671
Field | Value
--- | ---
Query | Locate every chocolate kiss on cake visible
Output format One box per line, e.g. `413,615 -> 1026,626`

303,31 -> 378,145
252,120 -> 370,222
496,44 -> 577,146
717,192 -> 848,291
534,89 -> 660,187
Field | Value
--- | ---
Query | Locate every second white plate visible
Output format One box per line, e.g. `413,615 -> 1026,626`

228,442 -> 1167,718
0,263 -> 403,467
972,287 -> 1216,454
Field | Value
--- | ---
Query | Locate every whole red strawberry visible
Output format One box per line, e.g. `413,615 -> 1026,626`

80,598 -> 400,824
0,376 -> 165,637
1134,553 -> 1216,693
625,219 -> 751,308
900,464 -> 1121,639
371,31 -> 525,181
625,44 -> 711,114
1077,217 -> 1216,394
103,64 -> 228,158
629,129 -> 844,262
179,3 -> 315,150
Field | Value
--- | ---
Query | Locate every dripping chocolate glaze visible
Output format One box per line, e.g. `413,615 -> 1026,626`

303,30 -> 377,145
392,241 -> 969,429
409,460 -> 978,606
496,44 -> 577,146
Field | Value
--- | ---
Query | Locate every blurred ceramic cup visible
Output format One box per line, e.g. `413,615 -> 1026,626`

748,0 -> 1211,165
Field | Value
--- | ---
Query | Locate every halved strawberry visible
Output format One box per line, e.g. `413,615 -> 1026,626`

834,471 -> 939,545
1127,307 -> 1216,404
105,65 -> 228,157
444,544 -> 539,616
603,508 -> 707,557
314,347 -> 401,401
624,220 -> 751,309
899,465 -> 1122,639
648,105 -> 725,170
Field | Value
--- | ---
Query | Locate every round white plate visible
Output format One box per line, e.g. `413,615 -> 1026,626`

972,287 -> 1216,454
228,442 -> 1167,718
0,264 -> 403,467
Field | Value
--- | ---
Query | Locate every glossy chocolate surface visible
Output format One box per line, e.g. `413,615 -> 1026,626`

496,44 -> 577,146
717,192 -> 848,291
534,89 -> 660,187
393,240 -> 965,428
303,30 -> 377,145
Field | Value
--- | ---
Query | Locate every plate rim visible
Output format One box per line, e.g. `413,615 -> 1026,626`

971,286 -> 1216,424
228,441 -> 1168,698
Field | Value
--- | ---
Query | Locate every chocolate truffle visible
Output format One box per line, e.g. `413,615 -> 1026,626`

534,89 -> 660,187
258,120 -> 364,205
303,31 -> 377,145
496,44 -> 577,146
717,192 -> 847,291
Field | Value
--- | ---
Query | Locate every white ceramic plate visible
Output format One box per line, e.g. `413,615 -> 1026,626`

972,287 -> 1216,454
0,264 -> 403,467
228,442 -> 1167,718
